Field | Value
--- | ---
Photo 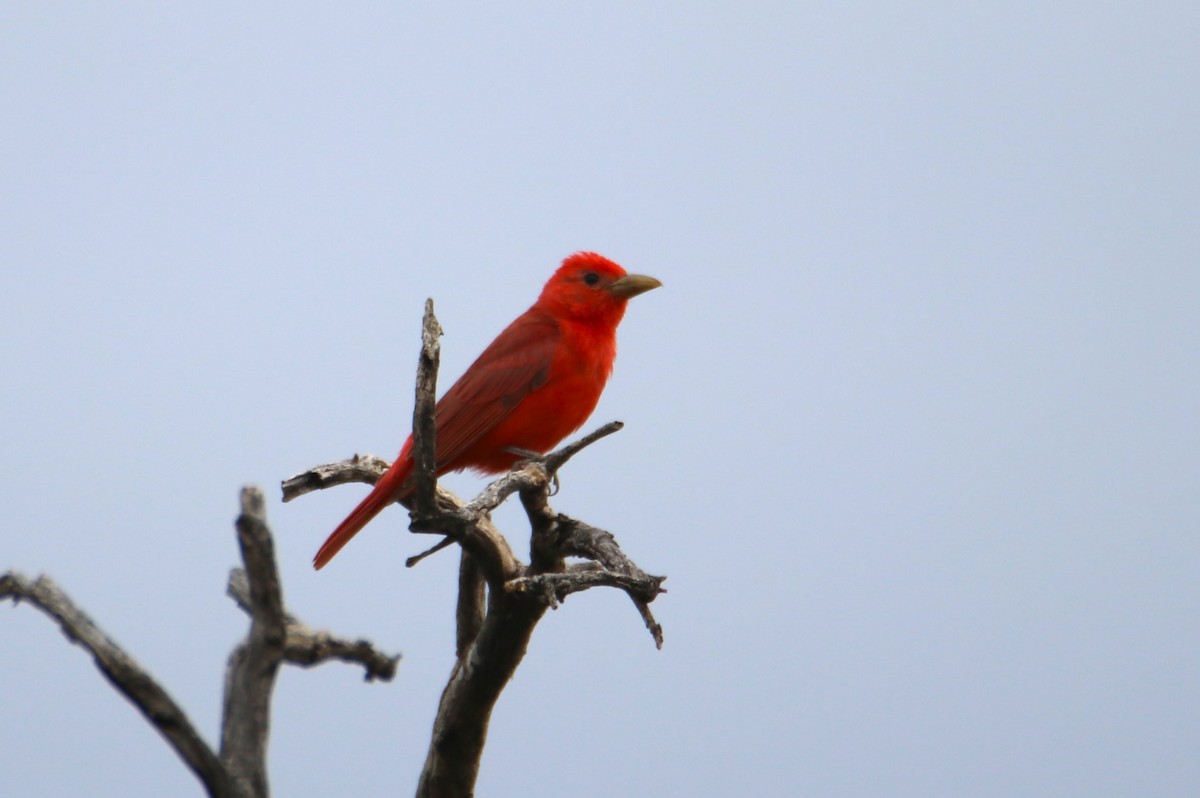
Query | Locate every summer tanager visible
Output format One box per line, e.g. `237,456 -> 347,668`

313,252 -> 661,569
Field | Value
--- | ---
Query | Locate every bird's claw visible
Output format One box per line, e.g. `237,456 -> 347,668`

503,447 -> 561,495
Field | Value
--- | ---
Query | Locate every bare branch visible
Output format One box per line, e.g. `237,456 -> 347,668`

631,595 -> 666,650
412,298 -> 442,516
227,571 -> 399,682
416,590 -> 546,798
280,454 -> 391,501
456,551 -> 485,661
408,503 -> 521,590
220,487 -> 285,797
517,488 -> 666,648
282,455 -> 467,525
1,571 -> 233,797
541,419 -> 625,474
280,630 -> 399,682
461,461 -> 551,516
405,537 -> 454,568
506,566 -> 666,649
506,567 -> 665,603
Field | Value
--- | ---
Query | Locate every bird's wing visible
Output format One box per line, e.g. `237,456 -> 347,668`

432,310 -> 561,470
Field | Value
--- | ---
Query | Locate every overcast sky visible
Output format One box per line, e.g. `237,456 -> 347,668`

3,3 -> 1197,796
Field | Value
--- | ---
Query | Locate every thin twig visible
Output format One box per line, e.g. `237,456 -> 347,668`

405,537 -> 454,568
542,420 -> 625,474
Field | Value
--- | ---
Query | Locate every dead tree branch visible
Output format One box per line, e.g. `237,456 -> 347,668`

2,487 -> 399,798
411,297 -> 442,517
0,572 -> 232,796
227,570 -> 398,682
219,487 -> 285,797
285,299 -> 666,798
281,453 -> 393,500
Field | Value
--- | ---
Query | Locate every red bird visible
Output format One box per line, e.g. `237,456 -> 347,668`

313,252 -> 661,569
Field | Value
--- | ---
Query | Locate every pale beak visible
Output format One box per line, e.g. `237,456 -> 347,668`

609,274 -> 663,299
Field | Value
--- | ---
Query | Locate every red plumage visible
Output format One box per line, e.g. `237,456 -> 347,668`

313,252 -> 660,570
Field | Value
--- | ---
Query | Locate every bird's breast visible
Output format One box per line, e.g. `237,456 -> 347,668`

464,321 -> 617,470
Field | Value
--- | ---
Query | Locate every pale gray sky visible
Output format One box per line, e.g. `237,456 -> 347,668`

3,3 -> 1197,796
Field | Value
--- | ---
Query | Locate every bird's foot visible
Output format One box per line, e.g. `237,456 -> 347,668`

503,447 -> 560,495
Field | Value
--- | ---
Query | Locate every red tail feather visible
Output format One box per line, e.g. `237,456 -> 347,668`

312,454 -> 413,570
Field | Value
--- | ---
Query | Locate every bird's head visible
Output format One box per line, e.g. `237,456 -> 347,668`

536,252 -> 661,327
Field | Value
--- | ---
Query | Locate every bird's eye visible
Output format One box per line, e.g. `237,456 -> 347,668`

583,271 -> 600,286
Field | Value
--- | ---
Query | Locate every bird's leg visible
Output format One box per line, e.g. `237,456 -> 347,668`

503,447 -> 560,495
